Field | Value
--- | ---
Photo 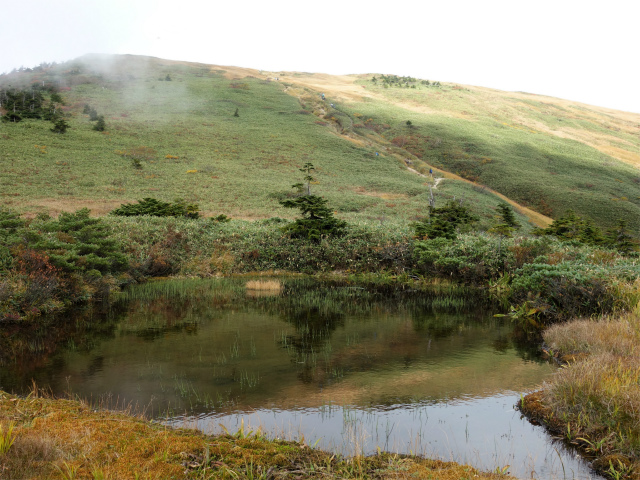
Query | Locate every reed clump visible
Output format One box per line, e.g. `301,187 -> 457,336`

245,279 -> 283,291
245,279 -> 283,298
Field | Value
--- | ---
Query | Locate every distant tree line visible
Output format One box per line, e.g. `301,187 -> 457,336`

371,74 -> 441,89
0,85 -> 64,121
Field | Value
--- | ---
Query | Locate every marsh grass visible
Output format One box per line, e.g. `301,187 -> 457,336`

0,421 -> 16,454
522,312 -> 640,478
0,389 -> 514,479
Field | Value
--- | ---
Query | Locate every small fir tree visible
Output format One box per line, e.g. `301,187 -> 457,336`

496,203 -> 520,229
606,219 -> 637,254
413,201 -> 478,240
93,115 -> 106,132
279,163 -> 347,241
50,118 -> 69,134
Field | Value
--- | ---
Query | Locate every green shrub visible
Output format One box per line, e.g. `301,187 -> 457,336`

36,208 -> 128,275
93,115 -> 106,132
412,201 -> 478,240
414,234 -> 511,283
111,198 -> 200,219
279,195 -> 347,241
50,118 -> 69,134
509,262 -> 624,321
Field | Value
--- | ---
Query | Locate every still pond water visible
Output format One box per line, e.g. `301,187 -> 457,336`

2,278 -> 602,479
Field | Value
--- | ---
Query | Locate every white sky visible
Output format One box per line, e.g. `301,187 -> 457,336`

2,0 -> 639,113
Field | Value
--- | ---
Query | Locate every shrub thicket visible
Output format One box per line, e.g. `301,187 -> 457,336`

0,208 -> 128,321
414,232 -> 639,325
111,198 -> 201,219
413,201 -> 478,240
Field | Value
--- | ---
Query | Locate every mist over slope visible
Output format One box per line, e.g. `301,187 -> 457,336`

1,54 -> 639,233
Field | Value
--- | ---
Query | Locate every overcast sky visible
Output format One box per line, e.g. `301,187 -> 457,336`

2,0 -> 639,113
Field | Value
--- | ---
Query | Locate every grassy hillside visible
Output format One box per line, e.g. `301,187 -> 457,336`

1,54 -> 639,233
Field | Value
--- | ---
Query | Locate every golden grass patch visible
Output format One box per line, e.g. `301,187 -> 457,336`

245,280 -> 283,297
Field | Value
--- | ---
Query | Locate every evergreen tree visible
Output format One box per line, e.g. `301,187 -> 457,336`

299,162 -> 315,195
496,203 -> 520,229
279,195 -> 347,241
535,210 -> 584,240
279,163 -> 347,241
606,219 -> 637,255
93,115 -> 106,132
50,118 -> 69,134
50,92 -> 63,104
534,210 -> 606,246
413,201 -> 478,240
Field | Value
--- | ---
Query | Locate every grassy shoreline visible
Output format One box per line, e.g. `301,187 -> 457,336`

0,389 -> 514,479
520,311 -> 640,479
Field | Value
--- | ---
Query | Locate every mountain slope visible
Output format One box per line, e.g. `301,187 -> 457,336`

1,54 -> 638,233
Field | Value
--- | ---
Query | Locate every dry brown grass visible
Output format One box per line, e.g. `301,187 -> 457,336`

245,280 -> 283,298
522,312 -> 640,478
544,314 -> 640,358
0,389 -> 513,479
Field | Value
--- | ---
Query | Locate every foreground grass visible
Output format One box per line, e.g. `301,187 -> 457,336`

521,311 -> 640,479
0,390 -> 513,480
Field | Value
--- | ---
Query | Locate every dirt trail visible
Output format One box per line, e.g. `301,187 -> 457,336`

296,88 -> 554,227
403,166 -> 550,227
220,65 -> 555,228
269,70 -> 640,169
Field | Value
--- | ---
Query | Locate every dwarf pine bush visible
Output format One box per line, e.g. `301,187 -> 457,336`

111,198 -> 200,219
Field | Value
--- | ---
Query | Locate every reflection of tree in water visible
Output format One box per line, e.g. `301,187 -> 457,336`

510,326 -> 545,362
0,304 -> 126,393
257,281 -> 496,384
410,299 -> 489,338
281,306 -> 345,384
268,283 -> 350,384
125,297 -> 201,341
492,334 -> 511,354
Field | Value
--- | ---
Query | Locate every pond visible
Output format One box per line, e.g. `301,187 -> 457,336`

1,278 -> 602,479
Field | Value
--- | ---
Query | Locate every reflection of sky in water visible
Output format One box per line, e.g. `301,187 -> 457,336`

173,394 -> 601,479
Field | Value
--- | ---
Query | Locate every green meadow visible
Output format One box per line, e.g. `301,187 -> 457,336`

2,54 -> 638,233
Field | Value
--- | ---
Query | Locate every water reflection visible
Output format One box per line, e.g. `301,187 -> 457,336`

0,278 -> 602,479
